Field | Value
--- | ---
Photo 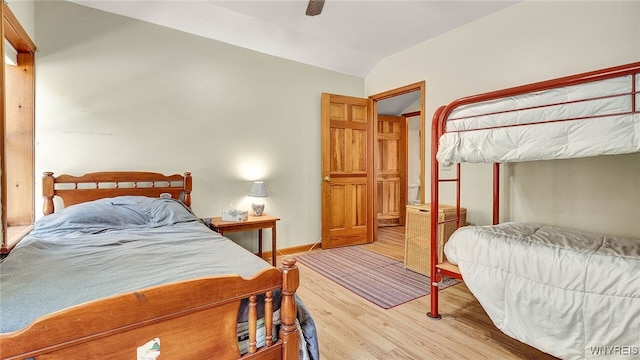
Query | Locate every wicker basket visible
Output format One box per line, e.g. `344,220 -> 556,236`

404,204 -> 466,276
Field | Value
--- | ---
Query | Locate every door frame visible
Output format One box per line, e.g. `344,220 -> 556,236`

1,4 -> 37,253
369,81 -> 426,238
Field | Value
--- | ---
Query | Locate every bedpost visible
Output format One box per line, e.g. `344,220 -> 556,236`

183,172 -> 192,207
280,257 -> 299,360
248,295 -> 258,354
43,172 -> 55,215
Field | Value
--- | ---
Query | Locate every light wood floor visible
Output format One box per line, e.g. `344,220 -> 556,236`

285,226 -> 558,360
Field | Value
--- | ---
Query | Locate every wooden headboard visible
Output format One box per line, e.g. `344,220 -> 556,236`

42,171 -> 192,215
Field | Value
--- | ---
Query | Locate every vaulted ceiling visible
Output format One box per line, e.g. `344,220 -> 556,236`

68,0 -> 519,78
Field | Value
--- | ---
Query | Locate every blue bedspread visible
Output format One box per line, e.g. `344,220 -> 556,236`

0,196 -> 319,360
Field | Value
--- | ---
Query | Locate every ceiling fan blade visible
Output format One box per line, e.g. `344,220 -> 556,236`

306,0 -> 325,16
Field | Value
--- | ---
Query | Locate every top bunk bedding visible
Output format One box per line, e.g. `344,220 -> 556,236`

436,63 -> 640,166
0,196 -> 271,334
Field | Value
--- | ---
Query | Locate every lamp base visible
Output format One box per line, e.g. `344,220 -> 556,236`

251,203 -> 265,216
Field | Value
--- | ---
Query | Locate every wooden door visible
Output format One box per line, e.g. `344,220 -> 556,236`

376,115 -> 406,227
321,93 -> 374,249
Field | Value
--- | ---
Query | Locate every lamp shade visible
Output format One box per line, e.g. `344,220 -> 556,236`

248,181 -> 268,197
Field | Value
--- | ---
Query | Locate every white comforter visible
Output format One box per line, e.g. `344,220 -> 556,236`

437,74 -> 640,166
444,223 -> 640,359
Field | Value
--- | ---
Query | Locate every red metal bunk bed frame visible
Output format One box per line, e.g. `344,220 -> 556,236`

426,61 -> 640,319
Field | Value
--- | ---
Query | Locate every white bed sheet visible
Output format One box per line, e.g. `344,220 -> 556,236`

444,223 -> 640,359
437,74 -> 640,165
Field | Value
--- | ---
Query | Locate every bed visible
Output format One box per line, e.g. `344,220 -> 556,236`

0,171 -> 319,360
427,62 -> 640,359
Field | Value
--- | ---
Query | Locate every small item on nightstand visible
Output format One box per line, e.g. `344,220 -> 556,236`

248,181 -> 269,216
221,209 -> 248,222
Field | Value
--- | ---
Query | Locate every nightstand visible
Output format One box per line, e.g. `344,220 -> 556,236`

209,214 -> 280,266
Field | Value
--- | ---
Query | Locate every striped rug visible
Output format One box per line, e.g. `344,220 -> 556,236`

296,246 -> 459,309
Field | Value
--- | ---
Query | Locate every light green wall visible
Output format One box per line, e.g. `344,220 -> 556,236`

366,0 -> 640,238
34,1 -> 363,251
26,0 -> 640,249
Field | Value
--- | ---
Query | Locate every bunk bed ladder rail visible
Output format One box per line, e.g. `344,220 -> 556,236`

427,106 -> 466,319
427,107 -> 502,319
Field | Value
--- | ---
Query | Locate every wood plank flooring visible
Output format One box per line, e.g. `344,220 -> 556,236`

286,226 -> 558,360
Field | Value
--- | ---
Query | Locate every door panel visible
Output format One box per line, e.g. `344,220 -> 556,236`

376,115 -> 406,227
322,93 -> 374,249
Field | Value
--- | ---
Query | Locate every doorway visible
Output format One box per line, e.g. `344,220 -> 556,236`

370,82 -> 425,229
319,82 -> 425,249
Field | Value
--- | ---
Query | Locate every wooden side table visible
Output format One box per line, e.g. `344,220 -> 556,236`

209,214 -> 280,266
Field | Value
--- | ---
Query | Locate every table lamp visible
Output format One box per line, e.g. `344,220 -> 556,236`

248,181 -> 268,216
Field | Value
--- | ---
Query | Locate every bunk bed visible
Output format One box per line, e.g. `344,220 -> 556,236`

427,62 -> 640,359
0,171 -> 318,360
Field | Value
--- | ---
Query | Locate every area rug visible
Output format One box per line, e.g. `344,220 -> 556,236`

295,246 -> 459,309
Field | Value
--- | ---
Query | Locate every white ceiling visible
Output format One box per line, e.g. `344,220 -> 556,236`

68,0 -> 518,78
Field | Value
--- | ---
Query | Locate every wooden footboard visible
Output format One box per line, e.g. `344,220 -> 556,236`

0,259 -> 300,360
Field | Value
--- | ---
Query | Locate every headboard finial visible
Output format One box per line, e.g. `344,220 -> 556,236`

43,172 -> 55,215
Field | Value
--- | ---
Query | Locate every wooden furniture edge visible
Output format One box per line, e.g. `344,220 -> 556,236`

210,215 -> 281,231
436,261 -> 463,280
0,258 -> 300,360
210,215 -> 281,266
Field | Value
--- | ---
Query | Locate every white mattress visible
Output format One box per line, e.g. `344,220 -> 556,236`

444,223 -> 640,359
437,74 -> 640,165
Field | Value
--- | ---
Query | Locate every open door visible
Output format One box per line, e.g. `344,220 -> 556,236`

370,81 -> 426,212
376,114 -> 407,227
321,93 -> 375,249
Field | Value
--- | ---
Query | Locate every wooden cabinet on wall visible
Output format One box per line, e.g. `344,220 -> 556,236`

1,4 -> 36,253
